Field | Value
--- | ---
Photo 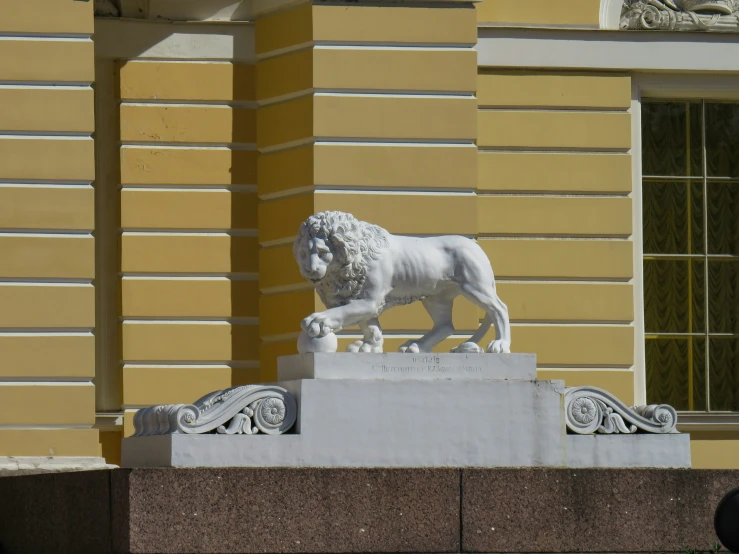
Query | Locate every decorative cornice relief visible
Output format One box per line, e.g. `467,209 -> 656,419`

622,0 -> 739,31
564,387 -> 679,434
133,385 -> 297,436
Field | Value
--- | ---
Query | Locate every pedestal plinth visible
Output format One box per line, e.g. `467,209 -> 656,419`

122,353 -> 691,469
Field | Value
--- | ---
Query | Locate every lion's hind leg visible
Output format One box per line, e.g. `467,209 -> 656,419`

346,318 -> 384,353
398,290 -> 456,354
458,283 -> 511,354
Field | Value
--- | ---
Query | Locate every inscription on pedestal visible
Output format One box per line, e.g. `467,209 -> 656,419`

372,356 -> 484,376
277,353 -> 537,381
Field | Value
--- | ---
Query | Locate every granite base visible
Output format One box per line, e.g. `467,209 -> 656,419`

1,467 -> 737,554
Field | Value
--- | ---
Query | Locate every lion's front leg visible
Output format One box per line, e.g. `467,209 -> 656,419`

301,299 -> 382,338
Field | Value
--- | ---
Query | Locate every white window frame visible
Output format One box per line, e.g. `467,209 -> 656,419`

632,74 -> 739,430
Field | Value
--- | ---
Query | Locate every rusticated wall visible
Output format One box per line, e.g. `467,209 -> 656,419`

0,0 -> 98,457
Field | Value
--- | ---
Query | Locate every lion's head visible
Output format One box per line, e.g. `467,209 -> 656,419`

293,211 -> 389,307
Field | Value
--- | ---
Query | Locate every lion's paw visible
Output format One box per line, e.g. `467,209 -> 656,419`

398,341 -> 421,354
486,339 -> 511,354
301,312 -> 342,338
346,340 -> 383,354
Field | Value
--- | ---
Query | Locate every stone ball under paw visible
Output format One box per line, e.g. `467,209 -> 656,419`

451,342 -> 484,354
297,330 -> 338,354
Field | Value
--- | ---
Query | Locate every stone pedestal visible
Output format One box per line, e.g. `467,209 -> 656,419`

122,354 -> 691,469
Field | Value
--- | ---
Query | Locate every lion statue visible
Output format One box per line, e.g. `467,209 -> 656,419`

293,211 -> 511,354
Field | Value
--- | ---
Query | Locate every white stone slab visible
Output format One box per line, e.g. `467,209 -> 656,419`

565,434 -> 691,468
124,431 -> 692,469
124,377 -> 563,468
277,352 -> 536,381
122,355 -> 692,470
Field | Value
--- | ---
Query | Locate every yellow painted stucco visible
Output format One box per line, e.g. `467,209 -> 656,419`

0,88 -> 94,133
260,144 -> 478,197
121,235 -> 259,273
479,152 -> 632,193
259,244 -> 305,292
479,240 -> 634,280
259,95 -> 477,149
476,0 -> 601,27
0,139 -> 95,181
121,147 -> 257,185
478,111 -> 632,150
497,283 -> 634,322
478,74 -> 631,109
123,366 -> 260,407
478,196 -> 632,236
0,385 -> 95,426
119,61 -> 255,102
0,285 -> 94,328
122,279 -> 259,318
513,326 -> 634,367
120,104 -> 256,144
256,4 -> 476,54
316,193 -> 479,236
0,236 -> 94,279
0,186 -> 94,230
99,431 -> 122,467
0,429 -> 99,457
0,335 -> 95,379
122,190 -> 258,230
116,51 -> 261,426
539,369 -> 636,405
0,0 -> 98,459
258,48 -> 477,100
0,40 -> 94,82
1,0 -> 94,34
690,432 -> 739,469
122,323 -> 260,363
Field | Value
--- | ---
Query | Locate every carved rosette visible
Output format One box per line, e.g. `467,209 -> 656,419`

133,385 -> 297,437
621,0 -> 739,31
564,386 -> 678,435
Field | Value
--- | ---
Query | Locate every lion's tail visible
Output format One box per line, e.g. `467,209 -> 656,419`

468,313 -> 493,346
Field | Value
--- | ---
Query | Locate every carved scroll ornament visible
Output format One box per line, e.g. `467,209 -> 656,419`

621,0 -> 739,31
133,385 -> 297,436
564,386 -> 679,435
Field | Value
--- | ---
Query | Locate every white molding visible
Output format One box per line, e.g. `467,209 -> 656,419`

638,73 -> 739,100
630,81 -> 646,406
600,0 -> 624,30
677,413 -> 739,431
476,28 -> 739,72
118,0 -> 479,21
119,0 -> 252,21
93,18 -> 255,62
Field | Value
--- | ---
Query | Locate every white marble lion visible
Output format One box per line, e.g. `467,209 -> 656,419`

293,211 -> 511,354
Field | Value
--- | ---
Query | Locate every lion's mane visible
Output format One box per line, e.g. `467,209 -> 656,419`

294,211 -> 389,308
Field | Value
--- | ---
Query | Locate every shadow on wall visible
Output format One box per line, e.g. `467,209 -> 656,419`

92,13 -> 260,462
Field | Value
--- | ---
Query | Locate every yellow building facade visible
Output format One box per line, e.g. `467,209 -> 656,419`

1,0 -> 737,469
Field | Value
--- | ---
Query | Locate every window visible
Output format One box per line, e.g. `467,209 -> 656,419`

642,100 -> 739,412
